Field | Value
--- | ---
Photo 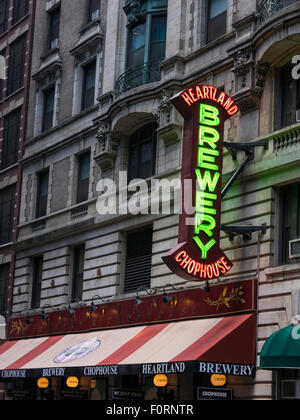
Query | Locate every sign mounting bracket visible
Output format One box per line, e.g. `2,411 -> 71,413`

221,223 -> 267,241
222,141 -> 267,199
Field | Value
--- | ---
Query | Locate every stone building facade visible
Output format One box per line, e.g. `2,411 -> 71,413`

5,0 -> 300,400
0,0 -> 36,400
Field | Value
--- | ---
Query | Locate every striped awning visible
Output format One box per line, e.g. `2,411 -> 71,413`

0,313 -> 256,379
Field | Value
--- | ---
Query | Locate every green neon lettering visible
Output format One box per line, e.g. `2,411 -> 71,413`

198,147 -> 219,170
193,236 -> 216,259
199,126 -> 220,149
199,103 -> 220,126
196,191 -> 217,214
194,213 -> 216,237
195,169 -> 220,193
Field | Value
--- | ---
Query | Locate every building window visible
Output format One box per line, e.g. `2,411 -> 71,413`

124,226 -> 153,293
206,0 -> 227,44
88,0 -> 99,22
1,108 -> 21,170
279,183 -> 300,265
31,256 -> 43,309
42,85 -> 55,132
281,62 -> 300,128
127,14 -> 167,70
115,3 -> 167,97
13,0 -> 29,24
127,22 -> 146,70
36,170 -> 49,219
0,0 -> 8,35
81,60 -> 96,111
71,244 -> 85,302
7,34 -> 27,96
0,264 -> 9,315
77,152 -> 90,204
48,7 -> 60,50
149,15 -> 167,67
128,122 -> 157,182
0,185 -> 15,245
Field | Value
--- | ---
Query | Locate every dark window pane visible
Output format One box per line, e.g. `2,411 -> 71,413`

0,264 -> 9,314
279,183 -> 300,265
71,244 -> 85,302
281,63 -> 299,128
150,15 -> 167,64
42,86 -> 55,132
124,226 -> 153,293
0,185 -> 15,245
209,0 -> 227,18
7,34 -> 26,95
1,108 -> 21,170
77,152 -> 90,203
48,7 -> 60,49
13,0 -> 29,24
128,123 -> 157,182
88,0 -> 99,22
81,61 -> 96,110
127,23 -> 145,69
36,171 -> 49,218
0,0 -> 8,35
207,0 -> 227,43
31,256 -> 43,309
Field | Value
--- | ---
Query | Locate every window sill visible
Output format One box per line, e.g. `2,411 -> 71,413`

9,13 -> 30,32
0,242 -> 13,249
5,86 -> 24,101
0,162 -> 19,175
264,262 -> 300,281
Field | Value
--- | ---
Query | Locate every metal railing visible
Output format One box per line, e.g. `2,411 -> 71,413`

257,0 -> 300,25
114,62 -> 161,98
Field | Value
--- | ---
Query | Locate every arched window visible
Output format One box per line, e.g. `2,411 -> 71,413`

128,122 -> 157,182
280,62 -> 300,128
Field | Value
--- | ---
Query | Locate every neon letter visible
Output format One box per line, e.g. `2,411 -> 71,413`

193,237 -> 216,259
199,104 -> 220,127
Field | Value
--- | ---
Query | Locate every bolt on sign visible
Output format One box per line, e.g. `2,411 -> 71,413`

162,85 -> 239,282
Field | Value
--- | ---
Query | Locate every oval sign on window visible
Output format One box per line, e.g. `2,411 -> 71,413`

37,377 -> 49,389
66,376 -> 79,388
153,374 -> 168,388
211,374 -> 226,387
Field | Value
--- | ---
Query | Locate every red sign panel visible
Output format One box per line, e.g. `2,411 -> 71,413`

7,279 -> 255,339
162,85 -> 239,282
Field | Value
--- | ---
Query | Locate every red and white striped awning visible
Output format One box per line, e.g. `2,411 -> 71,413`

0,313 -> 256,379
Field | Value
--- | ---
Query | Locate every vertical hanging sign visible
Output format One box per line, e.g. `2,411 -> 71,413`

162,85 -> 239,282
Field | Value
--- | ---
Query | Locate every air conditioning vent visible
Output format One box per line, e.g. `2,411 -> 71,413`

296,109 -> 300,123
282,380 -> 300,400
289,239 -> 300,259
51,38 -> 59,50
91,9 -> 99,21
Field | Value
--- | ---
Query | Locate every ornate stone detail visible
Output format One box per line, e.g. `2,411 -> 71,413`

127,0 -> 146,26
255,62 -> 270,96
155,88 -> 183,146
158,89 -> 174,123
231,50 -> 270,114
95,120 -> 121,172
234,50 -> 251,89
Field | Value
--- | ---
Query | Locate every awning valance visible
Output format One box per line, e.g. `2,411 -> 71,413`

0,313 -> 256,379
260,324 -> 300,369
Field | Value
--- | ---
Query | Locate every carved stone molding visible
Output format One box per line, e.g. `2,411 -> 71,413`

153,88 -> 183,145
95,119 -> 121,172
126,0 -> 146,26
231,49 -> 270,114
